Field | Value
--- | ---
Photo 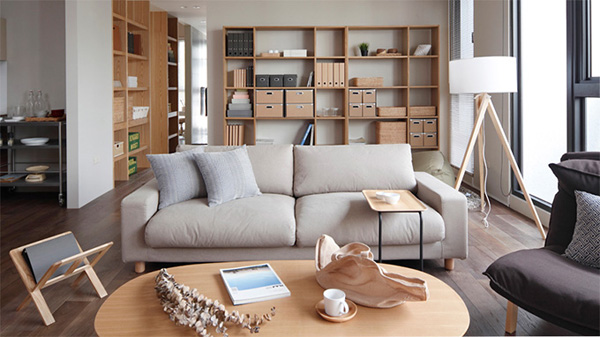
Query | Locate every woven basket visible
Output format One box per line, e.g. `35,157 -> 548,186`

113,97 -> 125,123
377,106 -> 407,117
375,121 -> 407,144
350,77 -> 384,87
409,106 -> 436,117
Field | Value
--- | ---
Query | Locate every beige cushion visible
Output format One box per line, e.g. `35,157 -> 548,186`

193,145 -> 294,196
294,144 -> 417,197
145,193 -> 296,248
295,192 -> 445,247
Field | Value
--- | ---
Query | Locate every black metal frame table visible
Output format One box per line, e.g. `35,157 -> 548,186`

362,190 -> 427,270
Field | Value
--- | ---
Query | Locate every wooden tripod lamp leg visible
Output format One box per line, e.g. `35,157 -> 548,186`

485,102 -> 547,239
454,94 -> 490,190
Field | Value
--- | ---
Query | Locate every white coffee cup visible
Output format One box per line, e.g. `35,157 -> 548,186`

323,289 -> 349,317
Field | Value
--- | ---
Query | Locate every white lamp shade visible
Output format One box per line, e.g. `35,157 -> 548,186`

449,56 -> 517,94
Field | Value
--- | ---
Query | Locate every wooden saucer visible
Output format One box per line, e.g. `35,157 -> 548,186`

315,299 -> 357,323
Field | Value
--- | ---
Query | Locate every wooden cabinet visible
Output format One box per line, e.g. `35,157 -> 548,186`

112,0 -> 151,182
222,25 -> 440,148
150,13 -> 179,154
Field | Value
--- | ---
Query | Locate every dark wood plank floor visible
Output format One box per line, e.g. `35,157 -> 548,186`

1,172 -> 575,337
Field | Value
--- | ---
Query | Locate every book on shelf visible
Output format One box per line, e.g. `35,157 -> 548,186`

0,174 -> 26,183
233,69 -> 247,88
306,71 -> 313,87
300,123 -> 314,145
226,123 -> 245,145
227,32 -> 253,57
220,263 -> 290,305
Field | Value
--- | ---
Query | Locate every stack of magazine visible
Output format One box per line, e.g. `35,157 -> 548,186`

220,263 -> 290,305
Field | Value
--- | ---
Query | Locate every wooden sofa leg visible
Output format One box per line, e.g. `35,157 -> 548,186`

505,300 -> 518,334
444,258 -> 454,271
135,262 -> 146,274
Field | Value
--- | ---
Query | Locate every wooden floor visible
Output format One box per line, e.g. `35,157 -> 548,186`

0,171 -> 575,337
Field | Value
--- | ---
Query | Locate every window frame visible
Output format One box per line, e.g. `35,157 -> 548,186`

512,0 -> 600,208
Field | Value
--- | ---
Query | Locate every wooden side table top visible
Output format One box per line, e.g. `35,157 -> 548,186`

362,190 -> 427,213
95,260 -> 469,337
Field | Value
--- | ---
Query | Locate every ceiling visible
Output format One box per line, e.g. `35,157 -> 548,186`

150,0 -> 207,32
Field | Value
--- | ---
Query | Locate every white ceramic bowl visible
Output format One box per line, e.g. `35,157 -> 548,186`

376,191 -> 386,200
383,192 -> 400,205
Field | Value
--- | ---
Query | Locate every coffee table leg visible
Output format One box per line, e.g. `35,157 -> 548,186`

419,211 -> 423,271
378,212 -> 383,263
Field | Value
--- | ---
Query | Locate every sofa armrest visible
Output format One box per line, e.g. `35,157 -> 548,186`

415,172 -> 468,259
121,178 -> 159,262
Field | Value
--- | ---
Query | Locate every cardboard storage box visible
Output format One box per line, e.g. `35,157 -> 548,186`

255,104 -> 283,117
286,104 -> 313,118
349,77 -> 384,87
362,103 -> 376,117
424,132 -> 437,147
113,141 -> 124,157
348,104 -> 363,117
269,75 -> 283,87
285,90 -> 313,104
283,74 -> 298,87
409,133 -> 424,147
362,89 -> 377,103
349,89 -> 363,103
255,75 -> 270,87
128,132 -> 140,152
256,90 -> 283,103
423,119 -> 437,133
375,121 -> 407,144
128,156 -> 137,176
409,119 -> 423,133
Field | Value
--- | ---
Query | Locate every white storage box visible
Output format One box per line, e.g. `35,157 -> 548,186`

127,76 -> 138,88
283,49 -> 308,57
131,106 -> 149,120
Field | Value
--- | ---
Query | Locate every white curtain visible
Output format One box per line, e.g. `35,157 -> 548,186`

449,0 -> 475,172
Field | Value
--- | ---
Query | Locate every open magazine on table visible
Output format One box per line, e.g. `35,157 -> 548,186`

220,263 -> 291,305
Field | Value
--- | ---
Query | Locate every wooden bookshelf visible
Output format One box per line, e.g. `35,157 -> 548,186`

112,0 -> 151,182
222,25 -> 440,148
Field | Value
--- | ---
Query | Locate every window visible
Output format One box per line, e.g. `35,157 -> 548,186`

514,0 -> 600,205
449,0 -> 475,172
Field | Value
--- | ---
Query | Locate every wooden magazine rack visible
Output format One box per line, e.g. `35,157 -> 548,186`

9,232 -> 113,326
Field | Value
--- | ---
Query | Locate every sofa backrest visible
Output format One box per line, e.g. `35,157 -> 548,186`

178,144 -> 294,196
293,144 -> 417,197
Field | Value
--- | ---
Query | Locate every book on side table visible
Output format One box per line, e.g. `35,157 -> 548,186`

220,263 -> 290,305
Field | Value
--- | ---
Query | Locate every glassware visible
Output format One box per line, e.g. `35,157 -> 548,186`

332,108 -> 340,117
34,91 -> 46,117
25,91 -> 35,117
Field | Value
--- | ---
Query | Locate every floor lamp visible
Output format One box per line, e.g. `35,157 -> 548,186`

449,57 -> 546,240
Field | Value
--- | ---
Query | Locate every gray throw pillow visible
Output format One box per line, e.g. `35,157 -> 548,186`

147,147 -> 206,210
564,190 -> 600,268
193,146 -> 261,207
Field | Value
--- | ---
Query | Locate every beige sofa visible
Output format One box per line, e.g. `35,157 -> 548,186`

122,144 -> 467,273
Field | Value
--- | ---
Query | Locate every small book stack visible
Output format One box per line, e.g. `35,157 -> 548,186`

226,123 -> 245,146
227,90 -> 252,118
233,69 -> 247,88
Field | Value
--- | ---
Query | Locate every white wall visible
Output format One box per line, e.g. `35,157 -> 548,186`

65,0 -> 113,208
472,0 -> 550,225
0,0 -> 65,113
206,0 -> 449,150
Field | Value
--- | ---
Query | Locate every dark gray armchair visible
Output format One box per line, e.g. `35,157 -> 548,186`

484,152 -> 600,335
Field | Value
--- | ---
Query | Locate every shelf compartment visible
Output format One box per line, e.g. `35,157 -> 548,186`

348,58 -> 408,87
0,174 -> 64,187
408,26 -> 439,57
0,163 -> 65,174
254,29 -> 314,57
409,57 -> 439,86
347,27 -> 408,57
315,119 -> 345,145
316,28 -> 345,58
1,139 -> 61,149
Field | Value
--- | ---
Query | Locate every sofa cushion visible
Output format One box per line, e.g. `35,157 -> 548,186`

484,248 -> 600,333
565,190 -> 600,268
412,150 -> 455,187
193,146 -> 261,207
547,158 -> 600,251
202,145 -> 294,196
146,147 -> 205,210
145,193 -> 296,248
295,192 -> 444,247
294,144 -> 417,197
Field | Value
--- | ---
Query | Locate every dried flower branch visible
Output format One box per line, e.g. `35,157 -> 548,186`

155,268 -> 276,337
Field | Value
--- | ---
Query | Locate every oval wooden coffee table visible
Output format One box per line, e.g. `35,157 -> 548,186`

95,260 -> 469,336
